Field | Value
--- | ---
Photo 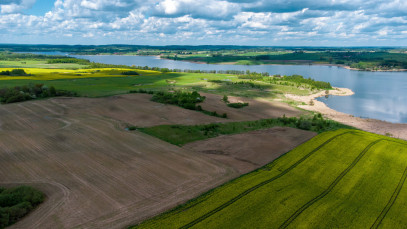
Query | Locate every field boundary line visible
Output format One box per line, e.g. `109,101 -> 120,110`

371,165 -> 407,229
179,131 -> 354,229
279,139 -> 382,229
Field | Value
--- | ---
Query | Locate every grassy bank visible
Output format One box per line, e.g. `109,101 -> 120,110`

137,115 -> 353,145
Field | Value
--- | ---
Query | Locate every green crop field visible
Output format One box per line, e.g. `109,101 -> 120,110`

133,129 -> 407,228
0,67 -> 315,98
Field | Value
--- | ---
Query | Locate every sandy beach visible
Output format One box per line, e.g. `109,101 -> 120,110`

285,88 -> 407,141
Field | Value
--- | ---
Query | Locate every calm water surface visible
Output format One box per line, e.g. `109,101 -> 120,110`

23,53 -> 407,123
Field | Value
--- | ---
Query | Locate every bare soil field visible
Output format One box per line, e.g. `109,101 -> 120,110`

183,127 -> 316,174
199,93 -> 302,121
56,93 -> 303,127
0,93 -> 305,229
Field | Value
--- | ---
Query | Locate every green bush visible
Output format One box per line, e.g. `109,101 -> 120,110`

121,71 -> 139,75
128,126 -> 137,131
47,58 -> 90,65
227,102 -> 249,108
201,110 -> 228,119
222,95 -> 229,103
151,91 -> 205,110
274,75 -> 332,89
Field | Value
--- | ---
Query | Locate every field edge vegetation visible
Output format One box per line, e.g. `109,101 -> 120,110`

0,186 -> 45,229
135,114 -> 354,146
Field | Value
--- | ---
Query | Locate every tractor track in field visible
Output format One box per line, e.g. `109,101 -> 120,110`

370,166 -> 407,229
179,131 -> 354,229
279,139 -> 383,228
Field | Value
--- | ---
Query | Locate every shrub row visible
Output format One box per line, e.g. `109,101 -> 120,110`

151,91 -> 205,110
227,102 -> 249,109
121,71 -> 139,75
0,186 -> 45,228
129,89 -> 227,118
0,84 -> 77,104
277,75 -> 332,89
46,58 -> 90,65
0,69 -> 29,76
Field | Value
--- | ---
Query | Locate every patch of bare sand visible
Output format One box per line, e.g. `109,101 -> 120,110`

184,127 -> 317,174
285,88 -> 407,140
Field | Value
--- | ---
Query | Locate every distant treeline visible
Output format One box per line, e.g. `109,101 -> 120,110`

0,186 -> 45,228
0,52 -> 67,61
0,84 -> 77,104
47,58 -> 90,65
0,44 -> 404,54
277,75 -> 332,89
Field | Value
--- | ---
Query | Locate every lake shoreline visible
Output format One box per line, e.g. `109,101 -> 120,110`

68,53 -> 407,72
155,55 -> 407,72
285,88 -> 407,140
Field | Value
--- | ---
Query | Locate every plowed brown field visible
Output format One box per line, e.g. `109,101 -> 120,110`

0,93 -> 308,229
183,127 -> 317,174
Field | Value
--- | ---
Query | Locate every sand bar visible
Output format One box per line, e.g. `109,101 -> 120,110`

285,87 -> 407,140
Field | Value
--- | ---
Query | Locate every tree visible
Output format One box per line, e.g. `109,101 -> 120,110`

49,86 -> 56,96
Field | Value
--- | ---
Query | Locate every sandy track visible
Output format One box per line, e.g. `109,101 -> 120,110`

0,93 -> 305,228
285,88 -> 407,140
184,127 -> 317,174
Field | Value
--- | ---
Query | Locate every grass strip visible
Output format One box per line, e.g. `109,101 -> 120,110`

137,115 -> 354,146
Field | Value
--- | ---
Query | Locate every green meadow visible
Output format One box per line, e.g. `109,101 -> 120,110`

0,67 -> 316,98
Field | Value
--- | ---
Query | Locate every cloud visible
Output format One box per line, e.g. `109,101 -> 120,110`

1,0 -> 35,14
152,0 -> 240,20
0,0 -> 407,45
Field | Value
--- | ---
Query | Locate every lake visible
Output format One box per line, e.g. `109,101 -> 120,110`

22,53 -> 407,123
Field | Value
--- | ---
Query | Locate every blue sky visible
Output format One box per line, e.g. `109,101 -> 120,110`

1,0 -> 407,46
24,0 -> 54,16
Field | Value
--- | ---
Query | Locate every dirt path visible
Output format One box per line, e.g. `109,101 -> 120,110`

285,88 -> 407,140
